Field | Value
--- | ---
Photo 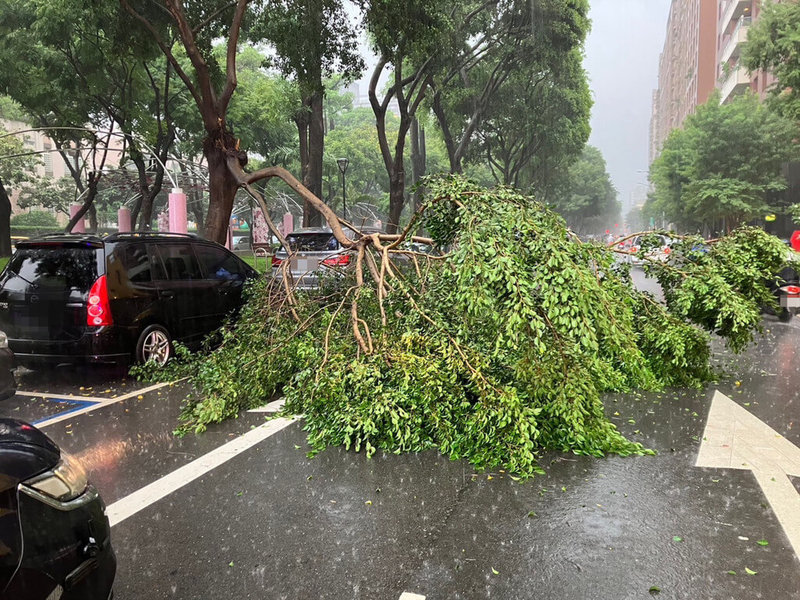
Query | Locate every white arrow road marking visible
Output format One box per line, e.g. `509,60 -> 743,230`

696,390 -> 800,556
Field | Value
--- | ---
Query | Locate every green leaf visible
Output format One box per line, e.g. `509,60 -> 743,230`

745,567 -> 757,575
491,567 -> 500,575
672,536 -> 683,542
756,539 -> 768,546
649,586 -> 661,594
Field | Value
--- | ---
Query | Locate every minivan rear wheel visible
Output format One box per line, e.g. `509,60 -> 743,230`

136,325 -> 173,365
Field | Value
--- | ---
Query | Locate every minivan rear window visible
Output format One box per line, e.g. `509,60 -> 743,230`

6,247 -> 100,291
287,233 -> 339,252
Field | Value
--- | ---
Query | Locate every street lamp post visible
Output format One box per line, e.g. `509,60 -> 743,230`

337,157 -> 349,220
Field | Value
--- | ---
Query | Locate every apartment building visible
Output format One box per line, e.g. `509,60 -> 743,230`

717,0 -> 777,104
650,1 -> 781,162
649,0 -> 718,163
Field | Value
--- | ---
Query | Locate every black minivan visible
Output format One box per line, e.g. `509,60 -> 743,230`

0,232 -> 257,367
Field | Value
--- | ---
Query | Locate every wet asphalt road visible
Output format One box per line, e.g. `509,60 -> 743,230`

2,269 -> 800,599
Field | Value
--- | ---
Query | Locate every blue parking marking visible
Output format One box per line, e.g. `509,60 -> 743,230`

31,398 -> 101,425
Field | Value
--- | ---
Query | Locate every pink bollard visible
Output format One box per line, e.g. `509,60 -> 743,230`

117,208 -> 132,233
225,225 -> 233,250
168,188 -> 188,234
69,204 -> 85,233
282,212 -> 294,235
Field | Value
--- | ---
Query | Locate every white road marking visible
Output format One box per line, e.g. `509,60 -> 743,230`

247,398 -> 285,413
399,593 -> 426,600
107,417 -> 296,527
696,390 -> 800,557
16,391 -> 109,402
35,380 -> 181,428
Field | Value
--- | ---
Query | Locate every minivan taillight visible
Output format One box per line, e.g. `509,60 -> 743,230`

87,275 -> 112,327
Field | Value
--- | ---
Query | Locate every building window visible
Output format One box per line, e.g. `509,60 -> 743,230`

43,141 -> 53,176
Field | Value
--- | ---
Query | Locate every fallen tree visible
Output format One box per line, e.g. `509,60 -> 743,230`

136,174 -> 793,478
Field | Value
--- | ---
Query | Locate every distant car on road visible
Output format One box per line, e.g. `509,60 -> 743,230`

0,418 -> 115,599
0,232 -> 258,368
232,235 -> 251,253
628,234 -> 673,264
272,227 -> 381,290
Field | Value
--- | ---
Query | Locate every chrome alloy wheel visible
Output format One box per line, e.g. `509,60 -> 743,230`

142,329 -> 171,365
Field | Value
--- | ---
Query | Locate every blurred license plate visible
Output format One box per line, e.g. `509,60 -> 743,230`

781,296 -> 800,308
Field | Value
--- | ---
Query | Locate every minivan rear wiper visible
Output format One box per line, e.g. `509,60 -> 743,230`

11,272 -> 38,289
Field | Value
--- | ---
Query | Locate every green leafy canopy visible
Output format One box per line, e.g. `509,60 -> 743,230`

134,177 -> 791,478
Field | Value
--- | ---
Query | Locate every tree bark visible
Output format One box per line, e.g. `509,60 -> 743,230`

304,89 -> 324,227
65,173 -> 101,233
0,179 -> 12,257
432,91 -> 460,174
203,135 -> 242,244
410,118 -> 427,213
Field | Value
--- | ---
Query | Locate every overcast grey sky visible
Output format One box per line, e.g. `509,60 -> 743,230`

584,0 -> 672,216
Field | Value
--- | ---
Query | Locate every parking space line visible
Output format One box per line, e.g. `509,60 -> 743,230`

399,593 -> 426,600
106,416 -> 297,527
30,399 -> 100,425
16,391 -> 109,402
35,380 -> 181,429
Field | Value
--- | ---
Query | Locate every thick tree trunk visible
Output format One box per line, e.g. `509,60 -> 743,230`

65,174 -> 100,233
0,179 -> 12,257
130,195 -> 144,230
203,141 -> 241,244
410,118 -> 427,213
88,204 -> 98,233
303,90 -> 324,227
387,172 -> 405,235
432,91 -> 461,174
138,191 -> 157,230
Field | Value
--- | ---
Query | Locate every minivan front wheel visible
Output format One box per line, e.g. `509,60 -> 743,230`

136,325 -> 173,366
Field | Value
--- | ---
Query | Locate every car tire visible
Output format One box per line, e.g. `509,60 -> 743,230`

135,324 -> 173,365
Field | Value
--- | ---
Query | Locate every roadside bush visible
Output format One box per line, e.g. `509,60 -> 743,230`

10,210 -> 59,227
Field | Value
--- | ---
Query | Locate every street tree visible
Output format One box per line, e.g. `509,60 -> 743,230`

362,0 -> 468,233
119,0 -> 262,243
548,145 -> 619,236
226,47 -> 298,164
743,0 -> 800,122
474,50 -> 591,192
17,176 -> 77,218
0,0 -> 180,231
648,92 -> 798,233
254,0 -> 363,226
431,0 -> 591,176
0,128 -> 41,255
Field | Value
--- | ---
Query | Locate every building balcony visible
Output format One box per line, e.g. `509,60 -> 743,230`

720,16 -> 751,64
720,0 -> 751,31
720,64 -> 751,103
